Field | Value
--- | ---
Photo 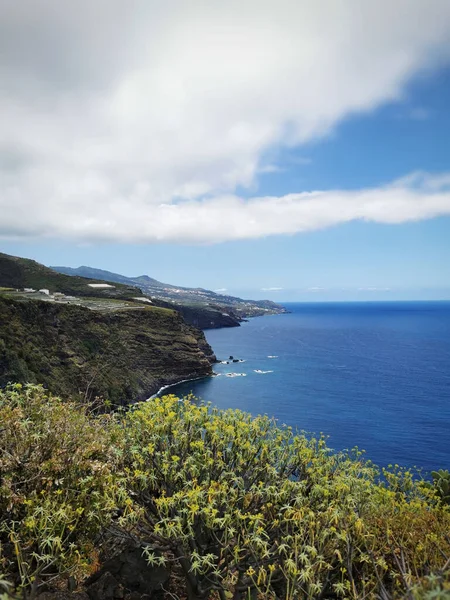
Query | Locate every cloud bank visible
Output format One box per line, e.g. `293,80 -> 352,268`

1,0 -> 450,243
2,171 -> 450,243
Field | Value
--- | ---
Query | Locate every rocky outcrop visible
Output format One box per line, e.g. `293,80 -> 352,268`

37,556 -> 168,600
84,547 -> 169,599
0,296 -> 214,403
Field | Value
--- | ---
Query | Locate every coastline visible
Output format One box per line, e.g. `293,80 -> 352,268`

148,374 -> 213,400
147,309 -> 288,402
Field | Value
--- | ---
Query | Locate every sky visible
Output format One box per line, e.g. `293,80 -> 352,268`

1,0 -> 450,301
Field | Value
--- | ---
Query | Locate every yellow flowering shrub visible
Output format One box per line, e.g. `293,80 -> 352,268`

1,386 -> 449,599
123,395 -> 450,600
0,384 -> 127,592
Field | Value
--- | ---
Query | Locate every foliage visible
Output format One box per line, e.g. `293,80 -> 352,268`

123,395 -> 450,600
431,470 -> 450,505
0,384 -> 127,593
1,385 -> 449,599
0,252 -> 142,300
0,296 -> 212,402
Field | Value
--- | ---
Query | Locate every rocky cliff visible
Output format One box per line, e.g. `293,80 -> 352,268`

0,296 -> 214,402
149,297 -> 243,329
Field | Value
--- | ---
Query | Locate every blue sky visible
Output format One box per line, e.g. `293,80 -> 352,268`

1,1 -> 450,301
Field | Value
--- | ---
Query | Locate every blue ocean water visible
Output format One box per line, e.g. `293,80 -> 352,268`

167,302 -> 450,473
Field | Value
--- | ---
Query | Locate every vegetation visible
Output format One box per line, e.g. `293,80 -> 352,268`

428,470 -> 450,506
1,384 -> 449,599
51,265 -> 287,322
0,384 -> 127,595
0,296 -> 213,402
0,253 -> 143,300
0,251 -> 249,330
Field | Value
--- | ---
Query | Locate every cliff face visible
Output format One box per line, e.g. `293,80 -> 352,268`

0,297 -> 214,402
149,298 -> 242,329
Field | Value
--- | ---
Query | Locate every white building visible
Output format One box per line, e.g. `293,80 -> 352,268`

39,288 -> 50,295
23,288 -> 35,293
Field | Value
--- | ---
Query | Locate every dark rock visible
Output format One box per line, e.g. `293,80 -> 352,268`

86,574 -> 123,599
87,547 -> 169,599
232,359 -> 239,363
229,355 -> 234,360
86,572 -> 124,600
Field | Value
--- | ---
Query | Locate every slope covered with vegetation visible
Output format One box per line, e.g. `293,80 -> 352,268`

0,296 -> 214,402
1,385 -> 449,599
51,264 -> 287,320
0,253 -> 143,300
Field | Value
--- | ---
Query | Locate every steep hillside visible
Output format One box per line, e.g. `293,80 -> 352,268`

0,296 -> 214,402
52,264 -> 287,318
0,252 -> 143,299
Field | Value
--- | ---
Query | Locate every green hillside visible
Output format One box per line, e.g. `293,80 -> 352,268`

51,264 -> 288,318
0,252 -> 143,299
0,295 -> 214,402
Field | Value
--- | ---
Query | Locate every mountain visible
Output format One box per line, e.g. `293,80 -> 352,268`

51,265 -> 163,288
0,252 -> 143,300
51,265 -> 287,320
0,252 -> 241,329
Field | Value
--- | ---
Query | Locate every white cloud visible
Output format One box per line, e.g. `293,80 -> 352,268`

214,288 -> 227,293
1,1 -> 450,244
307,287 -> 327,292
2,170 -> 450,243
261,287 -> 284,291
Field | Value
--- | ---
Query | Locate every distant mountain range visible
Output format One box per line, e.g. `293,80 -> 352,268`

51,265 -> 287,323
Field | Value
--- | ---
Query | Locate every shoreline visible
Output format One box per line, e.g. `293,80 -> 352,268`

147,310 -> 287,402
148,374 -> 213,400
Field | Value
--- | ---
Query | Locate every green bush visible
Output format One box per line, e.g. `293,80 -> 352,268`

0,384 -> 127,593
1,385 -> 449,599
123,395 -> 450,600
431,470 -> 450,505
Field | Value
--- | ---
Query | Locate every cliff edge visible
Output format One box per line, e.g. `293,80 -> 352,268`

0,296 -> 214,402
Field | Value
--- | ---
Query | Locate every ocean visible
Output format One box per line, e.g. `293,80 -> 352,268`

164,302 -> 450,473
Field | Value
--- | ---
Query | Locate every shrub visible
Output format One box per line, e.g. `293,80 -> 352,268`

123,395 -> 450,600
1,386 -> 449,599
0,384 -> 127,593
